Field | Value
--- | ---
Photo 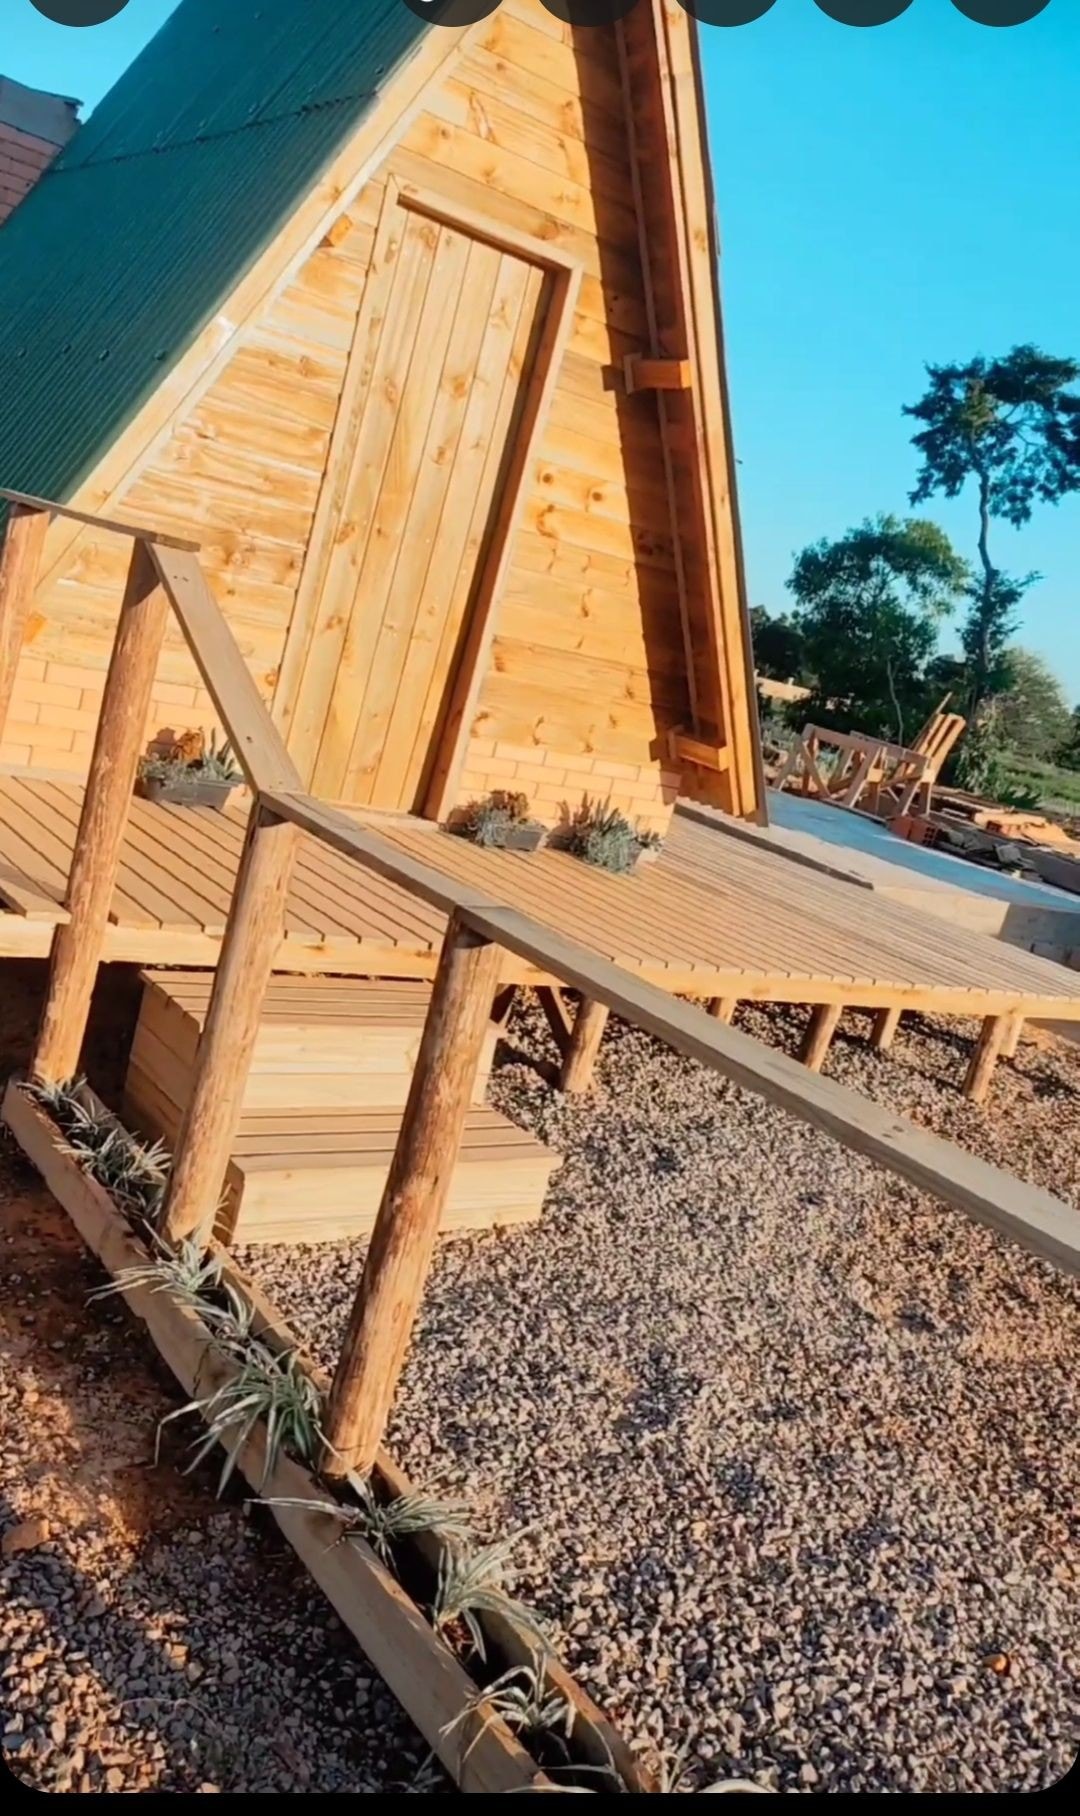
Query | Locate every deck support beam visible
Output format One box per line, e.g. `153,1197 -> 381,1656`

161,804 -> 299,1244
322,915 -> 502,1477
963,1014 -> 1009,1105
535,984 -> 573,1058
870,1007 -> 902,1053
709,997 -> 737,1024
33,544 -> 168,1085
1001,1016 -> 1024,1061
800,1003 -> 842,1073
560,998 -> 610,1095
0,502 -> 50,742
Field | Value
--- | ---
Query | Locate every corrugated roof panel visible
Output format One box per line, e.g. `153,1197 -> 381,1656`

0,0 -> 430,505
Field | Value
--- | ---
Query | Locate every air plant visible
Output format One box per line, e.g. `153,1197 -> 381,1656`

159,1341 -> 325,1493
254,1478 -> 473,1566
431,1528 -> 548,1662
89,1236 -> 256,1352
24,1073 -> 85,1117
563,802 -> 662,874
50,1092 -> 170,1215
442,1652 -> 574,1767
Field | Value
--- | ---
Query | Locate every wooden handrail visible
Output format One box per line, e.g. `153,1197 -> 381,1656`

259,787 -> 1079,1279
1,488 -> 200,551
148,545 -> 303,795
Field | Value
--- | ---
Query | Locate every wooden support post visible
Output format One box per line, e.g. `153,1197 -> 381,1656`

161,805 -> 299,1244
963,1014 -> 1009,1105
0,502 -> 50,739
535,983 -> 573,1058
800,1004 -> 842,1073
870,1007 -> 902,1053
560,998 -> 610,1095
709,997 -> 737,1024
490,984 -> 518,1032
33,544 -> 168,1084
1001,1016 -> 1023,1061
322,915 -> 502,1477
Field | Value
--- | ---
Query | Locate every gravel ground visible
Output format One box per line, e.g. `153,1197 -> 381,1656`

0,961 -> 436,1795
246,997 -> 1080,1795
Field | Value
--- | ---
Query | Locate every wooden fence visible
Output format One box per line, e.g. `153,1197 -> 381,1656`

2,490 -> 1078,1484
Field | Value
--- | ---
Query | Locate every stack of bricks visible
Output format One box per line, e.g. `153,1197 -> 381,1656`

455,737 -> 681,839
0,75 -> 78,227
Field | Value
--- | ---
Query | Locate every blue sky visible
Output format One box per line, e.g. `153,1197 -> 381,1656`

5,0 -> 1078,702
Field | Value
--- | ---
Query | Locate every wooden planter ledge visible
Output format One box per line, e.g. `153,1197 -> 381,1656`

2,1079 -> 653,1795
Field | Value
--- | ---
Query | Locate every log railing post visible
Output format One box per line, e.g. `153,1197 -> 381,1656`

559,997 -> 610,1094
161,803 -> 299,1244
0,502 -> 50,741
322,914 -> 502,1477
33,541 -> 168,1084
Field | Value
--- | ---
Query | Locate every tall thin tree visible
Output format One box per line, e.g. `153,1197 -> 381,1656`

904,345 -> 1080,703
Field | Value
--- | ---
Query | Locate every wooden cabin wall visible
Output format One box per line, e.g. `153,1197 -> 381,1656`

0,185 -> 385,775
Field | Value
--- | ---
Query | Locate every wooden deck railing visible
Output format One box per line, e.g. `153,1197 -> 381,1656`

2,492 -> 1078,1483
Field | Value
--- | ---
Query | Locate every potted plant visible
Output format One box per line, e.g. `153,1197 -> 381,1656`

562,801 -> 663,874
454,790 -> 545,853
136,730 -> 241,811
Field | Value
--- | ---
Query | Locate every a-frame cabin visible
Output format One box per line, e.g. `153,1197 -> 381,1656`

0,0 -> 763,833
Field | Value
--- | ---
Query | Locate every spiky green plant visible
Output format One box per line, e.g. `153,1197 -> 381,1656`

255,1478 -> 473,1565
431,1529 -> 548,1662
24,1073 -> 86,1117
55,1095 -> 170,1213
89,1237 -> 255,1351
159,1341 -> 325,1493
442,1651 -> 574,1766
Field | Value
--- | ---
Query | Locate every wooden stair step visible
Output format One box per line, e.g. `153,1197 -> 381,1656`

221,1103 -> 559,1248
131,970 -> 496,1115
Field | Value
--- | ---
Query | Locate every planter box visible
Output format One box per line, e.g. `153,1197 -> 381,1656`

0,1080 -> 653,1796
136,774 -> 238,811
498,823 -> 544,853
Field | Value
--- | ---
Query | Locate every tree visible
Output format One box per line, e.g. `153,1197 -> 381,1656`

787,515 -> 968,743
748,605 -> 807,682
1057,704 -> 1080,773
993,647 -> 1072,762
905,345 -> 1080,702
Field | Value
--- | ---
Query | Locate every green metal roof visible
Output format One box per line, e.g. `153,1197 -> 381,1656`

0,0 -> 430,505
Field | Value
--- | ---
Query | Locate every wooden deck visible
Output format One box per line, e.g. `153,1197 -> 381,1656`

2,775 -> 1080,1022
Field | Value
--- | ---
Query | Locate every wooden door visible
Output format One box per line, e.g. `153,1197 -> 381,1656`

287,196 -> 547,810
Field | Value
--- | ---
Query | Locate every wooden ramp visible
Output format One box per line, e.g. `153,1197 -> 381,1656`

3,774 -> 1080,1025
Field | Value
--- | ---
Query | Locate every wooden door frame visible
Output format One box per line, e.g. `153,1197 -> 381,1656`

390,185 -> 581,823
274,168 -> 581,816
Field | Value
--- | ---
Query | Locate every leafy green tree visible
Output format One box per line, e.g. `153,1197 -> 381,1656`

748,606 -> 808,683
1057,704 -> 1080,772
905,345 -> 1080,702
993,647 -> 1072,761
787,516 -> 968,743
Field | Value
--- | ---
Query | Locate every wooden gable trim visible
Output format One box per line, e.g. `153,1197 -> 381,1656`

28,20 -> 483,604
616,2 -> 763,821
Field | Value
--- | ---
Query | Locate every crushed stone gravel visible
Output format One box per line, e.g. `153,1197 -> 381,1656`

0,959 -> 437,1796
244,997 -> 1080,1795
